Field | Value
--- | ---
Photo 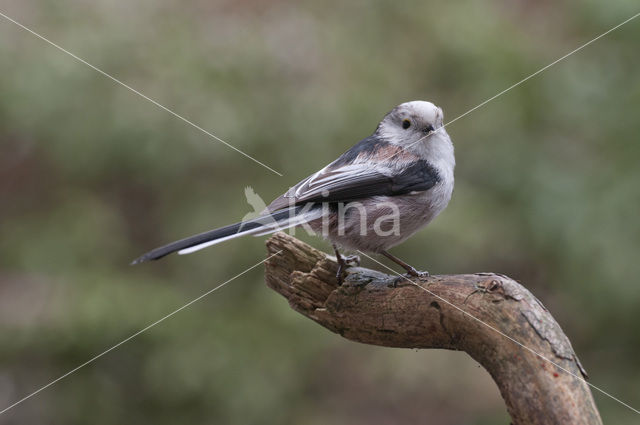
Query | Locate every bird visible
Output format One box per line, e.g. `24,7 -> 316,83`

132,100 -> 455,283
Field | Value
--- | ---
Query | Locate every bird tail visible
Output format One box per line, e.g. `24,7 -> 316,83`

130,205 -> 320,265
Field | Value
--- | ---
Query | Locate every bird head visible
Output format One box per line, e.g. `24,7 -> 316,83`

376,100 -> 444,145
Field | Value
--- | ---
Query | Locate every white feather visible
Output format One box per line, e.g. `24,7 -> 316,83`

177,208 -> 322,255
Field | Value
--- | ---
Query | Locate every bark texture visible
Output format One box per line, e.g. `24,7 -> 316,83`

264,232 -> 602,425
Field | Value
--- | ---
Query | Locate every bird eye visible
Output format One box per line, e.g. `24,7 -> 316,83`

402,119 -> 411,129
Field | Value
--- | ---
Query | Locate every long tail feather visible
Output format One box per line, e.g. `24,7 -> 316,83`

130,206 -> 319,264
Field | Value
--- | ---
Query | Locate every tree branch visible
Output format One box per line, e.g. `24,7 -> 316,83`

264,232 -> 602,425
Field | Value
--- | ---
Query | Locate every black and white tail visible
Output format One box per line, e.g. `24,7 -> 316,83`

131,205 -> 321,264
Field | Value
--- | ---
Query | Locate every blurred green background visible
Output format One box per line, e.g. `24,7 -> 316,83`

1,0 -> 639,423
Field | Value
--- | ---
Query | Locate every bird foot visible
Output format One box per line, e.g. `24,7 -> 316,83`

336,255 -> 360,285
343,255 -> 361,267
407,269 -> 430,279
392,269 -> 430,287
334,248 -> 361,285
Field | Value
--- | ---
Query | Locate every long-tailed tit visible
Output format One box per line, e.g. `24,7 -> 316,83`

132,101 -> 455,283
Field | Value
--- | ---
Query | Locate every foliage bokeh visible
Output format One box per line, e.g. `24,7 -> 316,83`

1,0 -> 639,423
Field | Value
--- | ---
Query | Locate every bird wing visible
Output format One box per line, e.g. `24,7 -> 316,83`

266,155 -> 441,212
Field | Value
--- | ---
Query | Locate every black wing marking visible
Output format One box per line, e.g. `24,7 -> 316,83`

267,159 -> 440,211
267,134 -> 433,211
302,159 -> 440,202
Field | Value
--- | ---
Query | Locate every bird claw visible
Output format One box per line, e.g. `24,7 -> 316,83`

333,248 -> 361,285
408,270 -> 430,279
391,270 -> 429,287
343,255 -> 361,267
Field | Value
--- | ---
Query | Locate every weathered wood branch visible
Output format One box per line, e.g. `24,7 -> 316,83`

264,232 -> 602,425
